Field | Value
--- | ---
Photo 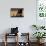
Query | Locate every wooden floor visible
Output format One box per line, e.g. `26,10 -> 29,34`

0,42 -> 46,46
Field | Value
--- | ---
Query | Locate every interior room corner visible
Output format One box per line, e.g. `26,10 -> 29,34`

0,0 -> 46,46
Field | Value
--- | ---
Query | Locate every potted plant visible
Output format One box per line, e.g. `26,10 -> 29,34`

32,24 -> 45,30
33,32 -> 46,43
32,25 -> 39,30
40,26 -> 45,29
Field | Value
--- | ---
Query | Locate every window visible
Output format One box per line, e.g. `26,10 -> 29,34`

37,0 -> 46,18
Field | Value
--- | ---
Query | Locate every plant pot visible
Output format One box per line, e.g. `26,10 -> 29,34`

40,38 -> 45,43
37,39 -> 40,43
37,39 -> 45,44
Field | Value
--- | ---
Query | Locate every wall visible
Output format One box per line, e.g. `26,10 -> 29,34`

0,0 -> 36,42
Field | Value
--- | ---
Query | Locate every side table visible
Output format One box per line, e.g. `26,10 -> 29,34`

4,33 -> 18,46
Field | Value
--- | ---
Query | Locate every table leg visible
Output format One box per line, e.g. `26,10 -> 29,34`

4,34 -> 7,46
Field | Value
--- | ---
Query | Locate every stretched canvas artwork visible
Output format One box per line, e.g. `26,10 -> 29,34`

10,8 -> 24,17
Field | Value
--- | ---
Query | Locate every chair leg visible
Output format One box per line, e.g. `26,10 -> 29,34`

4,41 -> 7,46
4,33 -> 7,46
17,34 -> 18,46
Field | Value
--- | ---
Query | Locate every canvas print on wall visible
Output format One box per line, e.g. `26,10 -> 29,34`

10,8 -> 24,17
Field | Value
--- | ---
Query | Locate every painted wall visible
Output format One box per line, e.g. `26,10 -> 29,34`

0,0 -> 36,42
